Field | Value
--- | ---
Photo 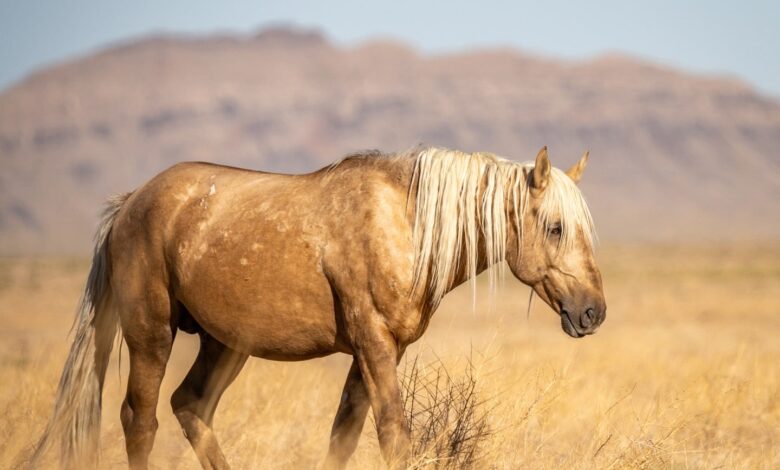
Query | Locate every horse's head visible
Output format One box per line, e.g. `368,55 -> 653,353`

507,147 -> 606,338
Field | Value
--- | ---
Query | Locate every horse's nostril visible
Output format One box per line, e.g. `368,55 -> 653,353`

581,308 -> 595,328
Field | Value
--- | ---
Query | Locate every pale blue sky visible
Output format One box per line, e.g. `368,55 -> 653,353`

1,1 -> 778,96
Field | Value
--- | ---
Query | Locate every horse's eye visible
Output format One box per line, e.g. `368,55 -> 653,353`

549,224 -> 562,237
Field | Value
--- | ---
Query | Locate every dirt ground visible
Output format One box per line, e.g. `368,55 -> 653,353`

1,244 -> 778,469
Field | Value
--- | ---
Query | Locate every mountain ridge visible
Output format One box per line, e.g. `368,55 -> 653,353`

1,26 -> 778,254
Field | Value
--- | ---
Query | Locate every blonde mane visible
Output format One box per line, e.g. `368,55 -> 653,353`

410,147 -> 595,307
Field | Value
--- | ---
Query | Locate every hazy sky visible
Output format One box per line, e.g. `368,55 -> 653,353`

1,1 -> 778,96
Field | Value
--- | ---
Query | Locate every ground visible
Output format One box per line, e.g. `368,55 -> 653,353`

0,244 -> 778,469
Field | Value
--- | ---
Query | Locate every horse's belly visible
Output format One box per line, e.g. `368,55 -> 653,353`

180,277 -> 342,359
174,244 -> 344,359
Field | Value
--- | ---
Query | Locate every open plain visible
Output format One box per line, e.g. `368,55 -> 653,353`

1,244 -> 777,469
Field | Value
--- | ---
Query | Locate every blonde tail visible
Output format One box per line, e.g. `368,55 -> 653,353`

31,192 -> 131,468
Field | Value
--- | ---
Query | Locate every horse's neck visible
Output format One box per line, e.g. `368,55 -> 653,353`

443,245 -> 486,293
411,153 -> 522,310
443,226 -> 513,300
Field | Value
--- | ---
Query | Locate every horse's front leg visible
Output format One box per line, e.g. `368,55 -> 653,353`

352,321 -> 411,468
323,359 -> 371,470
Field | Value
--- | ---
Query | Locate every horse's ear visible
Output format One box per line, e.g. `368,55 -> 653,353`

532,146 -> 551,192
566,151 -> 589,184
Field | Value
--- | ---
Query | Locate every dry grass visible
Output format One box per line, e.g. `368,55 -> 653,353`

400,355 -> 491,468
1,244 -> 779,469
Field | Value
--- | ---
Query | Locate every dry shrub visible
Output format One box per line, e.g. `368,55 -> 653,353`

399,355 -> 491,469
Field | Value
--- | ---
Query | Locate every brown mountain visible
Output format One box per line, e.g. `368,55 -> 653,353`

1,26 -> 779,254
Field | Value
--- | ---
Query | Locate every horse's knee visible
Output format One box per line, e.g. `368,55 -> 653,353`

376,414 -> 409,442
121,397 -> 159,433
125,409 -> 158,435
375,413 -> 411,465
171,388 -> 210,443
173,408 -> 203,439
375,403 -> 406,430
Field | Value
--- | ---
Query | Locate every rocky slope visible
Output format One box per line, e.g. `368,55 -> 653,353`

1,26 -> 778,253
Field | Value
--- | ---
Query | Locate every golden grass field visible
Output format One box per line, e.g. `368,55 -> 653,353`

1,244 -> 778,469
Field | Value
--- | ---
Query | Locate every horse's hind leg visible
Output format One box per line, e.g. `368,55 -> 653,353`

171,331 -> 248,470
323,359 -> 371,470
118,286 -> 176,469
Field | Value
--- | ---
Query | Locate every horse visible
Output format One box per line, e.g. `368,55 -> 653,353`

32,145 -> 605,469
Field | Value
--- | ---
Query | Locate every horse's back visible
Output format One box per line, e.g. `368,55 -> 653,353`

108,158 -> 417,358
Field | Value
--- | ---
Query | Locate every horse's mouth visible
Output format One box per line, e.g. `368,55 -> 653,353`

560,311 -> 583,338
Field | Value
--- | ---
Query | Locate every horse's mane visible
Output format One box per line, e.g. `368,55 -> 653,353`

409,147 -> 595,307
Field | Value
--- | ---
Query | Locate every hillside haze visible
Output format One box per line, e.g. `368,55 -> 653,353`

1,26 -> 779,254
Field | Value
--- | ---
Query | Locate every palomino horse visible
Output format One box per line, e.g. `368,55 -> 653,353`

33,146 -> 605,469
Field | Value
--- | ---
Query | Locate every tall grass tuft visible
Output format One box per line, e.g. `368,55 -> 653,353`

399,355 -> 491,469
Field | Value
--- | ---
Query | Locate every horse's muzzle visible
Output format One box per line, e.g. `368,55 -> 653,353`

560,305 -> 605,338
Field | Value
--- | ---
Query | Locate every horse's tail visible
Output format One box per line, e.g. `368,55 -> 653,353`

30,192 -> 132,469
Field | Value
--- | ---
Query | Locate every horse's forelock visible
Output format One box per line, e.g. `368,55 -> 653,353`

534,167 -> 596,254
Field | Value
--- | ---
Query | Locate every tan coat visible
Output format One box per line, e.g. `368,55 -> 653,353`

34,147 -> 605,470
